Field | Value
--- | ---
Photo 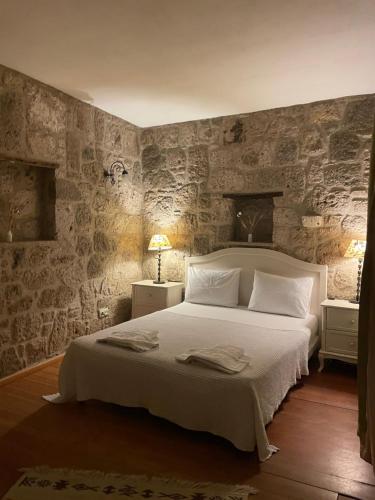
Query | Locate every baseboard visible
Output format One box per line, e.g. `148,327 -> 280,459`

0,354 -> 64,387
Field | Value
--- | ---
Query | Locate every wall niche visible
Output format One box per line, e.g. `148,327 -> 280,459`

0,157 -> 57,242
223,192 -> 283,245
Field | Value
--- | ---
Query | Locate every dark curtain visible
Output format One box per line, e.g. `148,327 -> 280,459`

358,114 -> 375,468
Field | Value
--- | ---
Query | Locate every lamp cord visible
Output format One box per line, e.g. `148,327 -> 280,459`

356,258 -> 363,303
157,250 -> 161,283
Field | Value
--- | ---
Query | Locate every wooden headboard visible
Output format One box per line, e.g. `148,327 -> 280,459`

185,248 -> 328,319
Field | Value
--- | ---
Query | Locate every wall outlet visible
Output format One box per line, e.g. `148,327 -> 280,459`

98,307 -> 109,318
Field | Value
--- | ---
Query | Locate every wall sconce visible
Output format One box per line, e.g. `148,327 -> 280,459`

103,161 -> 128,185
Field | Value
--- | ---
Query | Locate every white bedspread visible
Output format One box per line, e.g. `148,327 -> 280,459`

47,302 -> 314,461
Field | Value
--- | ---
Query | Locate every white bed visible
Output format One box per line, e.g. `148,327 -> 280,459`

47,248 -> 327,461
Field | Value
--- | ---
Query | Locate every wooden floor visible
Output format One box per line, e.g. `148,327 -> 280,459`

0,357 -> 374,500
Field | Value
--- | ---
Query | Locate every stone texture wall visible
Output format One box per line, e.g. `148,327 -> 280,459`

140,95 -> 375,300
0,65 -> 143,378
1,63 -> 374,379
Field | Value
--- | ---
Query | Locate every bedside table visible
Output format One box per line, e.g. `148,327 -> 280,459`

131,280 -> 184,319
319,299 -> 359,372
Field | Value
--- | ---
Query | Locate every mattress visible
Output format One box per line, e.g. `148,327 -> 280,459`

172,302 -> 319,349
47,303 -> 316,461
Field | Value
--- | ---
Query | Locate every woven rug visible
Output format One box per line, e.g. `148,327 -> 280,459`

2,467 -> 257,499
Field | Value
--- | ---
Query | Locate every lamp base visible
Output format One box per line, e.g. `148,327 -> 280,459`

153,279 -> 166,284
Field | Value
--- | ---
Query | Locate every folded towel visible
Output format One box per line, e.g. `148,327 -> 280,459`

97,329 -> 159,352
176,345 -> 250,374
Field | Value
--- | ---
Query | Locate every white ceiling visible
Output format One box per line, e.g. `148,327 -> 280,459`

0,0 -> 374,127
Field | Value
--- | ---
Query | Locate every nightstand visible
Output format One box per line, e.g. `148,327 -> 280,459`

319,299 -> 359,372
131,280 -> 184,319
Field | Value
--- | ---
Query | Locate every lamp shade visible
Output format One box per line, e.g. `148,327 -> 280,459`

344,239 -> 366,259
148,234 -> 172,251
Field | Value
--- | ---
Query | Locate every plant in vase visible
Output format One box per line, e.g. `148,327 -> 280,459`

7,197 -> 30,243
236,211 -> 264,243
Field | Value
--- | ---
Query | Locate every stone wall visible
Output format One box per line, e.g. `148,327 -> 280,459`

140,95 -> 375,299
0,65 -> 143,378
1,62 -> 374,379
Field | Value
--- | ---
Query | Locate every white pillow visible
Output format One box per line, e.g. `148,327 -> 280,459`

185,267 -> 241,307
248,270 -> 314,318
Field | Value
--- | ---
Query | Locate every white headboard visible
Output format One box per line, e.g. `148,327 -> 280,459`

185,248 -> 327,319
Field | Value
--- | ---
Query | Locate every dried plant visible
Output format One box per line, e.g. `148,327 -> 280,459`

236,211 -> 264,233
8,197 -> 30,231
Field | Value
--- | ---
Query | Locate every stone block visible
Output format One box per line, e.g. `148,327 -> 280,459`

310,100 -> 343,125
285,166 -> 306,191
197,120 -> 220,145
274,137 -> 298,165
223,118 -> 245,144
174,183 -> 198,209
306,158 -> 325,185
7,295 -> 33,315
87,254 -> 105,279
166,147 -> 186,180
140,128 -> 155,147
38,286 -> 76,309
306,186 -> 350,215
342,215 -> 367,237
302,215 -> 324,228
94,231 -> 114,253
5,284 -> 23,303
76,235 -> 92,256
0,319 -> 10,347
274,208 -> 300,227
55,179 -> 81,201
0,347 -> 23,378
155,125 -> 179,148
343,97 -> 375,134
66,131 -> 81,174
80,283 -> 96,320
329,130 -> 360,161
25,339 -> 46,364
75,203 -> 92,226
22,268 -> 54,290
0,89 -> 25,154
178,122 -> 198,147
300,128 -> 325,156
48,311 -> 67,355
187,145 -> 209,183
316,239 -> 348,265
57,263 -> 85,288
25,82 -> 66,133
352,198 -> 368,214
324,163 -> 362,188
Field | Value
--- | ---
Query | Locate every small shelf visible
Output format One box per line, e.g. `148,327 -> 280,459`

223,191 -> 283,200
220,241 -> 275,248
0,240 -> 58,247
0,154 -> 59,169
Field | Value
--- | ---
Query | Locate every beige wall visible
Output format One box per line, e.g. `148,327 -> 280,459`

0,65 -> 143,377
140,96 -> 375,300
1,63 -> 374,378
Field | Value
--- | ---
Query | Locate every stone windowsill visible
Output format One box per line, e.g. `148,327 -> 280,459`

0,240 -> 59,247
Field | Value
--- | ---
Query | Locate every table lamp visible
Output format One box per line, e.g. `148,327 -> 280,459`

344,239 -> 366,303
148,234 -> 172,284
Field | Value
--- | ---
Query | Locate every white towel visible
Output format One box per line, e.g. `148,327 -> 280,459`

97,329 -> 159,352
176,345 -> 250,374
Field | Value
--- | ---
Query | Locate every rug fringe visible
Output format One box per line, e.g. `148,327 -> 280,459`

20,467 -> 257,495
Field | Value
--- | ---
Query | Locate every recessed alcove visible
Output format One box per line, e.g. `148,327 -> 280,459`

0,156 -> 57,242
222,191 -> 283,246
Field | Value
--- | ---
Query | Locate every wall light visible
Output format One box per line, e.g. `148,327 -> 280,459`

103,161 -> 128,185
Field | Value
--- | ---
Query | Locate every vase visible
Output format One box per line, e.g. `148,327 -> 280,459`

248,233 -> 253,243
6,229 -> 13,243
